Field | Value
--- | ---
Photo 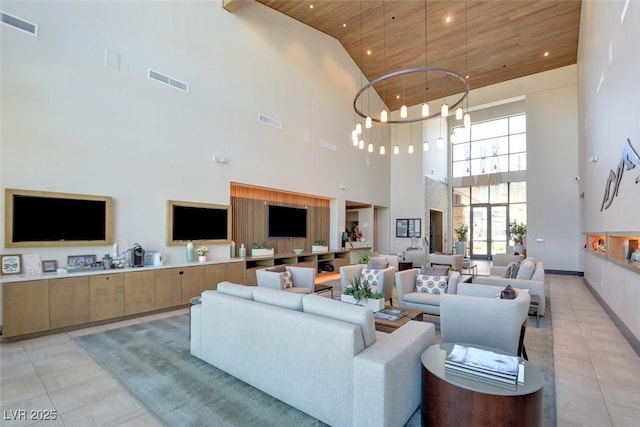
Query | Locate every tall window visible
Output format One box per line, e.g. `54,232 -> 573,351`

451,114 -> 526,178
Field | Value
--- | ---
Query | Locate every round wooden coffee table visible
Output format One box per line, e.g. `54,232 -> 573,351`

421,343 -> 544,427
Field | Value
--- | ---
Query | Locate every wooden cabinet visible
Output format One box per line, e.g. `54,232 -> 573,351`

180,265 -> 205,304
90,274 -> 125,321
125,270 -> 156,315
155,268 -> 183,309
204,262 -> 244,290
50,276 -> 90,328
2,280 -> 50,338
333,251 -> 351,270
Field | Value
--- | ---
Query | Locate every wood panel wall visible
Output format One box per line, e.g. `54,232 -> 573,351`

230,183 -> 330,253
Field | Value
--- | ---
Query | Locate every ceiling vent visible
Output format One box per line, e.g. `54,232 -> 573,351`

1,11 -> 38,36
148,69 -> 189,93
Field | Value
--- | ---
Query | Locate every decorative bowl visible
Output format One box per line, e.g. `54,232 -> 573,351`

293,249 -> 304,254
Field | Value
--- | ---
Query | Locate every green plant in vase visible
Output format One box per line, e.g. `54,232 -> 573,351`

507,221 -> 527,245
343,276 -> 384,304
357,251 -> 371,264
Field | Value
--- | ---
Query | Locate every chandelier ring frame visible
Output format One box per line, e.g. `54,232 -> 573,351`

353,66 -> 469,124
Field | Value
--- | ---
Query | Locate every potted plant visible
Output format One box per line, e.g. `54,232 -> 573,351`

251,240 -> 274,257
312,239 -> 328,252
196,246 -> 209,263
454,224 -> 469,256
357,251 -> 371,265
340,276 -> 385,312
507,221 -> 527,254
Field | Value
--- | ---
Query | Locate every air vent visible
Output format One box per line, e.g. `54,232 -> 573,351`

148,69 -> 189,93
258,113 -> 282,129
1,11 -> 38,36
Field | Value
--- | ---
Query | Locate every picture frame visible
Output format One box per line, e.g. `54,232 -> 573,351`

395,218 -> 422,238
42,259 -> 58,273
1,254 -> 22,275
23,254 -> 42,275
67,254 -> 97,267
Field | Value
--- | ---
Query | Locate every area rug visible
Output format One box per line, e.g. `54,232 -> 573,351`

74,315 -> 326,427
74,281 -> 555,426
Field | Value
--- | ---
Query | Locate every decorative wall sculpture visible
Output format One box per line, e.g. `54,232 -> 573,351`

600,139 -> 639,211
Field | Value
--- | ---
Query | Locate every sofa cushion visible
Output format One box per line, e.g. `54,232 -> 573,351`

282,271 -> 293,288
502,260 -> 521,278
367,256 -> 389,269
416,275 -> 448,294
266,265 -> 286,273
403,291 -> 441,306
217,282 -> 255,300
302,294 -> 376,348
360,269 -> 383,287
421,266 -> 449,276
516,260 -> 536,280
253,287 -> 304,311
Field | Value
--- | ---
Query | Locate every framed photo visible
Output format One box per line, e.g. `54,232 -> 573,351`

396,218 -> 422,238
67,254 -> 97,267
42,260 -> 58,273
1,254 -> 22,275
23,254 -> 42,275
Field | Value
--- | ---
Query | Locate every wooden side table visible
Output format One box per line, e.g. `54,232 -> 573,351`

421,343 -> 544,427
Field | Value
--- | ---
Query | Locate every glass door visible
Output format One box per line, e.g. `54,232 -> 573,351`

470,205 -> 508,258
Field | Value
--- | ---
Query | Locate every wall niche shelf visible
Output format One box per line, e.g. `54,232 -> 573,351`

585,231 -> 640,274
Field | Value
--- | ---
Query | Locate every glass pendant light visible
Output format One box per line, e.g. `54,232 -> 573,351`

456,107 -> 463,120
381,109 -> 388,122
380,145 -> 385,155
367,142 -> 374,152
400,105 -> 408,118
352,129 -> 358,146
423,140 -> 429,152
365,116 -> 372,128
438,136 -> 444,148
464,113 -> 471,128
408,143 -> 414,154
422,103 -> 429,117
441,103 -> 449,118
358,139 -> 364,149
393,144 -> 399,155
356,122 -> 362,135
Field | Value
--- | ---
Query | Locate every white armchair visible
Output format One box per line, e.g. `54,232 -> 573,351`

490,253 -> 524,276
394,269 -> 460,316
339,264 -> 396,305
256,266 -> 316,294
427,254 -> 464,271
440,283 -> 530,356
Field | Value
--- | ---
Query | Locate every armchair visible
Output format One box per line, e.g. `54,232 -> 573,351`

440,283 -> 530,355
427,254 -> 463,271
339,264 -> 396,305
394,268 -> 460,316
256,266 -> 316,294
490,253 -> 524,276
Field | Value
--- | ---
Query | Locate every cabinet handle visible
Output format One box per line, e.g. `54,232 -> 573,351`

179,271 -> 184,275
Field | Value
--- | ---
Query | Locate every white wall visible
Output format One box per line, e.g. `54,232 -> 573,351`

0,1 -> 390,263
577,0 -> 640,341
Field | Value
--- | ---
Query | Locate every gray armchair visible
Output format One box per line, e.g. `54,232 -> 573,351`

339,264 -> 396,305
256,266 -> 316,294
440,283 -> 530,355
394,269 -> 460,316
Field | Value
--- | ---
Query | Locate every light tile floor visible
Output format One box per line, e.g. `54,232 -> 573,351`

1,264 -> 640,426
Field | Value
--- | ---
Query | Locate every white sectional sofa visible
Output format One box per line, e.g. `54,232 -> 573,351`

191,282 -> 435,427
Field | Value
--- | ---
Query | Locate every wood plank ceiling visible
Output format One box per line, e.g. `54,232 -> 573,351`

256,0 -> 582,112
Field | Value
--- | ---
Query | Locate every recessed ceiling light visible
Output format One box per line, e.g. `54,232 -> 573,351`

544,51 -> 549,57
396,95 -> 400,99
367,49 -> 372,55
309,4 -> 314,9
342,23 -> 346,28
445,15 -> 451,23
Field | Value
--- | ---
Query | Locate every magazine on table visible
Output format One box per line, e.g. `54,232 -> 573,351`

374,308 -> 407,321
446,344 -> 519,377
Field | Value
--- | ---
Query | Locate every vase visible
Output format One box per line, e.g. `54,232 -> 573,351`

455,241 -> 467,257
198,255 -> 206,263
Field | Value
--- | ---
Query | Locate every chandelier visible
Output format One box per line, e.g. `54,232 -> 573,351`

351,0 -> 471,154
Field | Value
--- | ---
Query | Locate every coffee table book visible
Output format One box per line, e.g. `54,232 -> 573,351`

444,344 -> 523,389
374,308 -> 407,321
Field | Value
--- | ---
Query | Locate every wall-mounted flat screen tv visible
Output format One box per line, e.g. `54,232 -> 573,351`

268,204 -> 307,238
167,200 -> 231,245
5,188 -> 113,248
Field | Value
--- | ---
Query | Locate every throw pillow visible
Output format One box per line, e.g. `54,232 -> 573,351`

421,266 -> 449,276
516,260 -> 535,280
502,260 -> 521,279
282,271 -> 293,288
266,265 -> 286,273
500,284 -> 517,299
366,256 -> 389,270
415,275 -> 448,294
360,269 -> 382,287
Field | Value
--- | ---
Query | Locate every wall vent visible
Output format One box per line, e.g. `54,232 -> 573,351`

258,113 -> 282,129
1,11 -> 38,36
148,69 -> 189,93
